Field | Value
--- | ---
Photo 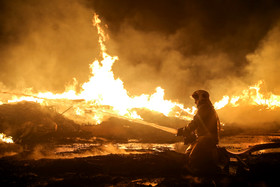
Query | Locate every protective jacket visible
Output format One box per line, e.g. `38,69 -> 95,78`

178,90 -> 220,175
188,95 -> 219,144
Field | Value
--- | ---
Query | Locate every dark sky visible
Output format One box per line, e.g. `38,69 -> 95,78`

1,0 -> 280,104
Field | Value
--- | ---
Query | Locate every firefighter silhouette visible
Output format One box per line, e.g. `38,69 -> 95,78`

177,90 -> 220,175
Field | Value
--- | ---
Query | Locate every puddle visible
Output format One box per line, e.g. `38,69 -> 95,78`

53,133 -> 280,157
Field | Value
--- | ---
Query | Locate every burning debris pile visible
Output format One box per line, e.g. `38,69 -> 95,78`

0,101 -> 184,145
0,101 -> 81,144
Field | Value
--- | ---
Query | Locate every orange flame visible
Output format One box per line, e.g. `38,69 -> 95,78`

3,13 -> 193,124
0,133 -> 14,144
214,80 -> 280,110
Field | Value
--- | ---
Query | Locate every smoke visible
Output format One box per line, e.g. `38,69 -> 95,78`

0,0 -> 99,92
246,23 -> 280,94
1,0 -> 280,99
111,27 -> 240,102
88,0 -> 280,103
214,22 -> 280,126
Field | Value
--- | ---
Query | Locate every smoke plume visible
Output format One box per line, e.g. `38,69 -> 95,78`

0,0 -> 100,92
88,0 -> 280,103
246,23 -> 280,94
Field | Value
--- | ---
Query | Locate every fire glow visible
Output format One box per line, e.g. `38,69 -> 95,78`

0,133 -> 14,144
214,80 -> 280,110
2,14 -> 196,125
1,14 -> 280,127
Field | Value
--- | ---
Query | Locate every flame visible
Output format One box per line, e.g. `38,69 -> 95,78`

21,13 -> 193,124
0,133 -> 14,144
214,80 -> 280,110
214,96 -> 230,110
2,14 -> 280,126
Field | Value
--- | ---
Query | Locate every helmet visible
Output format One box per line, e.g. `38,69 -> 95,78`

191,90 -> 210,101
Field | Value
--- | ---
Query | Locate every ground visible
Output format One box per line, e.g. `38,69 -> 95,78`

1,102 -> 280,186
1,150 -> 280,186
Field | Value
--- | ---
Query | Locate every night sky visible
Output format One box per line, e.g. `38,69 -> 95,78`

1,0 -> 280,104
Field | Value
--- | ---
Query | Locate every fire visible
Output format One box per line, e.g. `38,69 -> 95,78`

8,96 -> 44,104
214,96 -> 230,110
0,133 -> 14,144
248,80 -> 280,108
73,14 -> 195,123
0,13 -> 192,124
213,80 -> 280,110
1,14 -> 280,125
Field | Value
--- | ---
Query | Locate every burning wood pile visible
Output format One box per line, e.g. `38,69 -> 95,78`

0,102 -> 81,144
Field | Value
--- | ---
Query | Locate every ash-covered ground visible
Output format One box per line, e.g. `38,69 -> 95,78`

1,102 -> 280,186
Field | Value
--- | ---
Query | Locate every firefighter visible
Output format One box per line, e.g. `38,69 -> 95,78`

177,90 -> 220,175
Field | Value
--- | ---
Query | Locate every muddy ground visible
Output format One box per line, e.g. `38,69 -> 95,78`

0,150 -> 280,186
0,102 -> 280,186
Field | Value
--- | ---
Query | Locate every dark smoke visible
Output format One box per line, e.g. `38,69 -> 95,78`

0,0 -> 280,108
87,0 -> 280,102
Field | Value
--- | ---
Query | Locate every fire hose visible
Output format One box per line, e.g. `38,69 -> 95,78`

107,111 -> 280,173
136,118 -> 280,173
217,142 -> 280,172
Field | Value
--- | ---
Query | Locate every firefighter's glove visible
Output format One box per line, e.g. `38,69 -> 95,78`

176,127 -> 185,136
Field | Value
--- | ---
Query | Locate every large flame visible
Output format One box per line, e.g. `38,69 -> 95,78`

2,14 -> 195,124
2,14 -> 280,126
